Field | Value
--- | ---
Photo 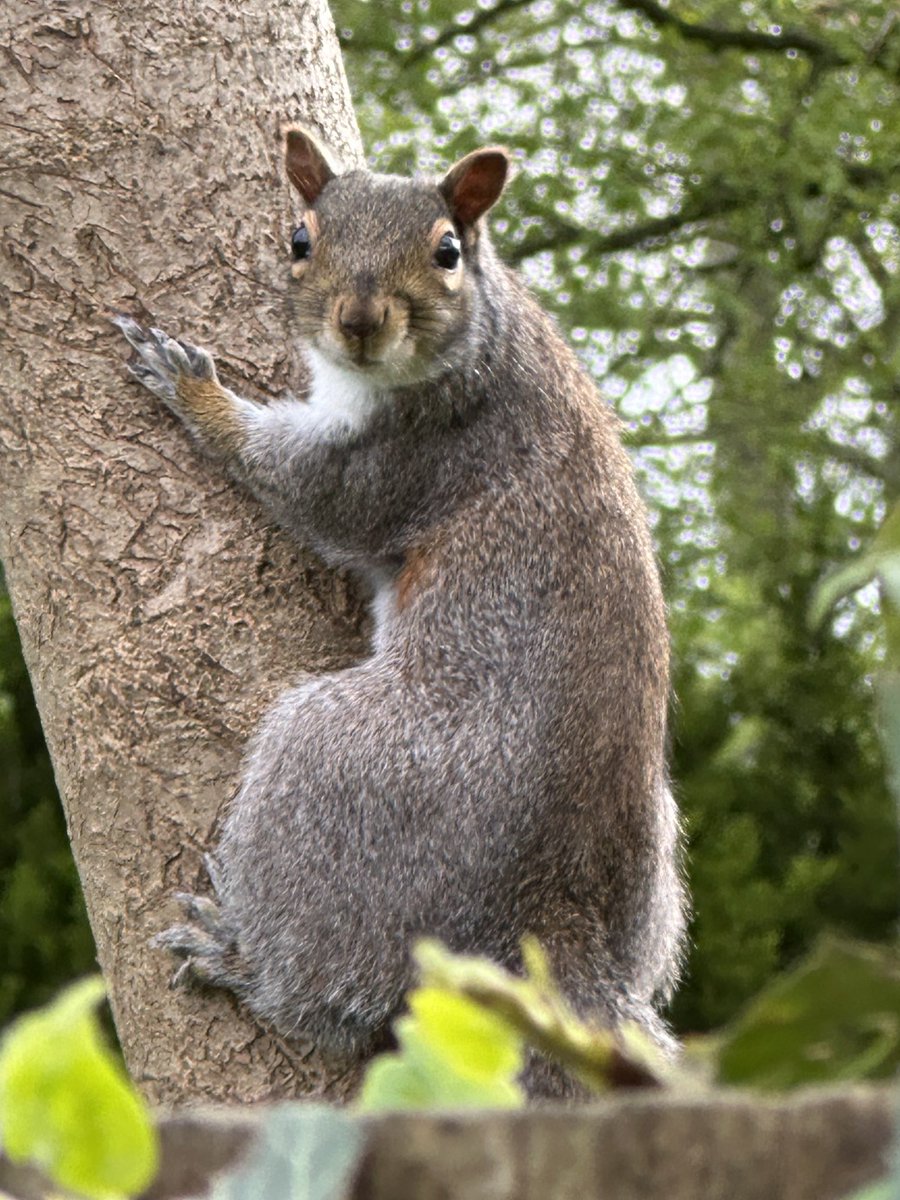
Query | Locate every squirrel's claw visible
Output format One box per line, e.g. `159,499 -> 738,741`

112,315 -> 218,406
172,891 -> 228,937
153,892 -> 250,995
203,852 -> 228,898
110,313 -> 146,347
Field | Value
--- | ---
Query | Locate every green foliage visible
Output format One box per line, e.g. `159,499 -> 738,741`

211,1106 -> 364,1200
0,944 -> 893,1199
0,976 -> 158,1199
811,498 -> 900,814
402,937 -> 682,1093
713,937 -> 900,1090
0,585 -> 96,1026
879,672 -> 900,808
362,933 -> 675,1112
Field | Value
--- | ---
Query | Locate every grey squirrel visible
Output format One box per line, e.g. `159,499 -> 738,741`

114,126 -> 686,1099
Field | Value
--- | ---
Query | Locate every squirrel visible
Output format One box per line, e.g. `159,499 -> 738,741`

114,125 -> 686,1100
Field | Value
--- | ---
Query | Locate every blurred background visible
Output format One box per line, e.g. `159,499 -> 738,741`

1,0 -> 897,1035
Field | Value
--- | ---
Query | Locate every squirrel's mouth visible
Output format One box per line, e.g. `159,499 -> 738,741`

321,328 -> 417,379
345,342 -> 381,368
325,342 -> 390,375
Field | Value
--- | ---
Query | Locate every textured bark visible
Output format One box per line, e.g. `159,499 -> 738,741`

0,1 -> 367,1105
146,1086 -> 898,1200
2,1086 -> 893,1200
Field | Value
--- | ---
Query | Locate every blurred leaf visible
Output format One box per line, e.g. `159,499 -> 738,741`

212,1106 -> 364,1200
809,552 -> 899,634
715,938 -> 900,1090
358,966 -> 526,1111
843,1184 -> 896,1200
406,987 -> 523,1082
877,673 -> 900,808
360,936 -> 691,1113
0,976 -> 158,1199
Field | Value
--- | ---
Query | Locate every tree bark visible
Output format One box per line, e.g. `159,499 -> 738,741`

0,0 -> 367,1105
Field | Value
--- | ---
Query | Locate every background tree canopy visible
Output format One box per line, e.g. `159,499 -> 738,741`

1,0 -> 897,1033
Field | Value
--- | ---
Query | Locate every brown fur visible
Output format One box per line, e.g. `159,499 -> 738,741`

395,544 -> 438,612
175,376 -> 245,455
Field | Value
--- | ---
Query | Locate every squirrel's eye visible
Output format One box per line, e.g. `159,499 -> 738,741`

434,231 -> 461,270
291,223 -> 312,261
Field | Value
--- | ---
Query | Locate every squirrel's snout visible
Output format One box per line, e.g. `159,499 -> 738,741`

326,293 -> 412,371
336,296 -> 390,342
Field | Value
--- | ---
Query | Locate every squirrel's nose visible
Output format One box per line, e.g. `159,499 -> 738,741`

337,297 -> 389,341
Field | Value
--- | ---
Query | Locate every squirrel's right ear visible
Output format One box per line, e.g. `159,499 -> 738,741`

439,148 -> 510,227
283,124 -> 342,205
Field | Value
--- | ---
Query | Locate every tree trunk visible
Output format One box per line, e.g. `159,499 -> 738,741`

0,0 -> 367,1106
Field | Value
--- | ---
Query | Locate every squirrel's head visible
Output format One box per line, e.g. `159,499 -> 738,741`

283,125 -> 510,387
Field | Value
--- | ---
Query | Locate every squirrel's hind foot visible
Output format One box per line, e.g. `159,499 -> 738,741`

153,891 -> 251,996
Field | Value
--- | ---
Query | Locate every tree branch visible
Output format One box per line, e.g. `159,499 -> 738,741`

621,0 -> 850,66
821,440 -> 900,489
403,0 -> 539,67
506,190 -> 749,263
624,425 -> 897,490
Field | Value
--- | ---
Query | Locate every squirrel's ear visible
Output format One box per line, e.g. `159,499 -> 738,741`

439,148 -> 510,227
283,124 -> 342,205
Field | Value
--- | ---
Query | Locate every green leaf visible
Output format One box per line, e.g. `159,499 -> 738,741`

359,938 -> 689,1110
716,938 -> 900,1090
413,937 -> 682,1093
212,1106 -> 365,1200
406,987 -> 523,1082
357,980 -> 526,1112
881,556 -> 900,611
360,1025 -> 524,1111
0,976 -> 158,1199
843,1183 -> 896,1200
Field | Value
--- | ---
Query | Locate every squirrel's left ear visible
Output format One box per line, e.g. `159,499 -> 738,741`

283,124 -> 343,205
439,148 -> 510,227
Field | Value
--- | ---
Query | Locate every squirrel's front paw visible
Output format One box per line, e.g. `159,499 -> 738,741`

153,891 -> 252,996
113,316 -> 245,457
112,315 -> 218,410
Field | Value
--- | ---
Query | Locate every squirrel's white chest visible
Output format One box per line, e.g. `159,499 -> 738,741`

292,348 -> 381,441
